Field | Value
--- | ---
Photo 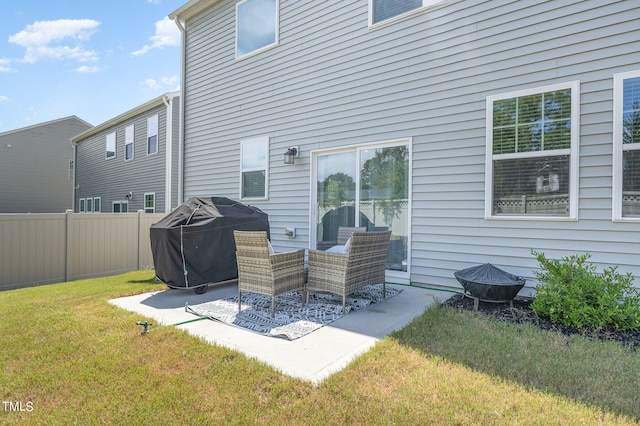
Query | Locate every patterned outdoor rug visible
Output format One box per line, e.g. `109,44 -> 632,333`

185,285 -> 402,340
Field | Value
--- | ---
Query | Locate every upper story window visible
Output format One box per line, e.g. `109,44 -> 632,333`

236,0 -> 278,59
240,136 -> 269,199
369,0 -> 444,26
613,70 -> 640,221
485,81 -> 580,220
125,124 -> 134,161
147,115 -> 158,155
106,132 -> 116,159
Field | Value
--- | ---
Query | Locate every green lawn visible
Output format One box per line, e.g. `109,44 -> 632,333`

1,270 -> 639,425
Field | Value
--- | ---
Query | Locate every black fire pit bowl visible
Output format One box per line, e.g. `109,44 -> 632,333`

454,263 -> 525,303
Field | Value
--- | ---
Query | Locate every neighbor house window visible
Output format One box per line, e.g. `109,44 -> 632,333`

485,81 -> 579,219
236,0 -> 278,59
86,197 -> 93,213
147,115 -> 158,155
106,132 -> 116,159
93,197 -> 101,213
113,201 -> 129,213
240,136 -> 269,199
369,0 -> 444,26
125,124 -> 134,161
613,70 -> 640,220
79,198 -> 86,213
144,193 -> 155,213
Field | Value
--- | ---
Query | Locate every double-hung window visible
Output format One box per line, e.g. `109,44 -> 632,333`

125,124 -> 134,161
369,0 -> 444,26
613,70 -> 640,220
147,115 -> 158,155
486,81 -> 579,219
106,132 -> 116,159
240,136 -> 269,199
236,0 -> 279,59
144,193 -> 155,213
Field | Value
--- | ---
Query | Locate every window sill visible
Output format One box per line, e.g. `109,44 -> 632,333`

485,214 -> 578,222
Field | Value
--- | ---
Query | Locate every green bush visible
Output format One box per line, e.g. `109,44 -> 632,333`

531,251 -> 640,330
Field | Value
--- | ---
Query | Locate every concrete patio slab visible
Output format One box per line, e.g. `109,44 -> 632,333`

109,283 -> 453,384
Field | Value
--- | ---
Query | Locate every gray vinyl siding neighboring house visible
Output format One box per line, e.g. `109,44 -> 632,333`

0,116 -> 92,213
170,0 -> 640,292
72,92 -> 180,214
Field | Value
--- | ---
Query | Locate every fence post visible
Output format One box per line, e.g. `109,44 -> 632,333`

65,209 -> 73,282
138,210 -> 144,270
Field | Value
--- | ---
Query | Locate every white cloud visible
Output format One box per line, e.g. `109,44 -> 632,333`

132,16 -> 180,56
0,58 -> 14,72
161,75 -> 179,86
0,96 -> 9,104
9,19 -> 100,64
76,65 -> 101,73
144,78 -> 161,89
143,75 -> 179,90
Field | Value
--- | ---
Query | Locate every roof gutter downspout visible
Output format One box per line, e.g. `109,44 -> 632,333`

173,16 -> 186,206
162,94 -> 172,213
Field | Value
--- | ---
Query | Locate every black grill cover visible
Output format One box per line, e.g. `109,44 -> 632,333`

454,263 -> 525,301
150,197 -> 269,288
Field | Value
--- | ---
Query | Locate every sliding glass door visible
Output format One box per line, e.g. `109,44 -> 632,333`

313,141 -> 410,275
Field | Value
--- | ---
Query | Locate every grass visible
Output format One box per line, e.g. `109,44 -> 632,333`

1,270 -> 639,425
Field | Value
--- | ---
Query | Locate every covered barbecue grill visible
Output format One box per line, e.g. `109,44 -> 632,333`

150,197 -> 270,293
454,263 -> 525,310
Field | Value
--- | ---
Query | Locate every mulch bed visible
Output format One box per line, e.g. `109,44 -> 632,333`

443,294 -> 640,351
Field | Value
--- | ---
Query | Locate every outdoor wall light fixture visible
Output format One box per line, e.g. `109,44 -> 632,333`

125,192 -> 133,200
284,146 -> 299,165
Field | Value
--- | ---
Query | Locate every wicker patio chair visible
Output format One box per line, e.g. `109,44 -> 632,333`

234,231 -> 306,317
316,226 -> 366,250
307,230 -> 391,312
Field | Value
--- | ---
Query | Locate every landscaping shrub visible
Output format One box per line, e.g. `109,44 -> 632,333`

531,251 -> 640,331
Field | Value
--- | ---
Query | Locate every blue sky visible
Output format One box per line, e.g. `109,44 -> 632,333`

0,0 -> 186,133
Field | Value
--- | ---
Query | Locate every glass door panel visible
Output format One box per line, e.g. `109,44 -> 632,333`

314,142 -> 410,274
360,145 -> 409,271
315,151 -> 357,249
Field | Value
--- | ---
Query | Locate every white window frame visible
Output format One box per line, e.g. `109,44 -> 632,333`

144,192 -> 156,213
235,0 -> 279,60
79,198 -> 86,213
86,197 -> 93,213
147,115 -> 158,155
93,197 -> 101,213
125,124 -> 134,161
112,201 -> 129,213
240,136 -> 269,200
613,70 -> 640,221
368,0 -> 445,27
485,81 -> 580,220
106,131 -> 116,159
310,138 -> 413,283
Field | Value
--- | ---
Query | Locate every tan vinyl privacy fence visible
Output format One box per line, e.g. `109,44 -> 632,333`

0,210 -> 165,291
